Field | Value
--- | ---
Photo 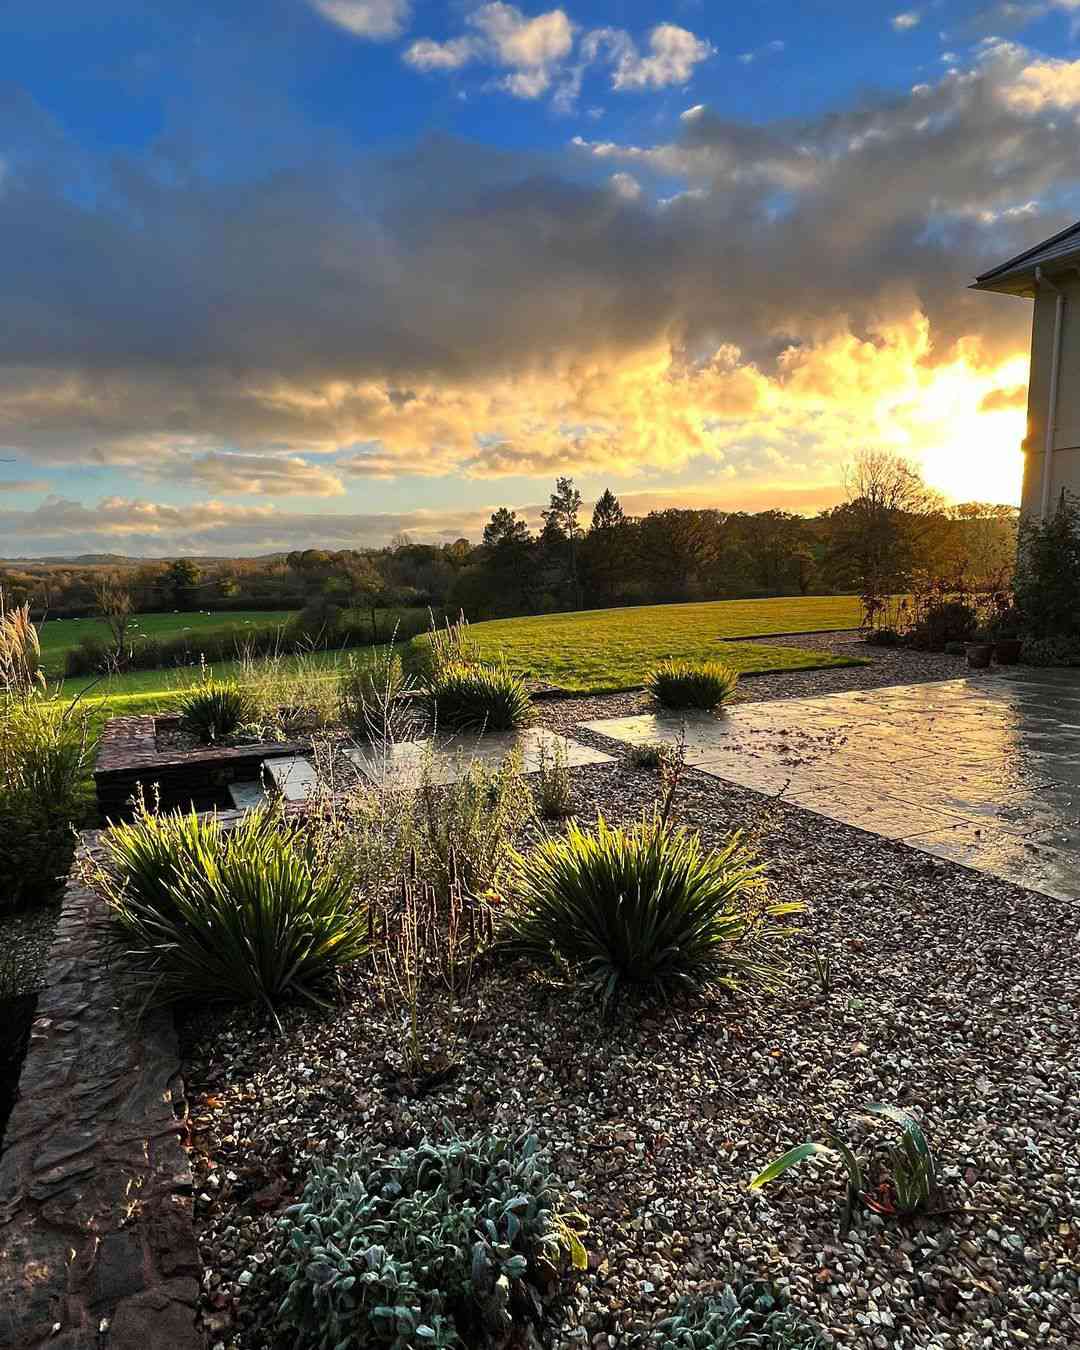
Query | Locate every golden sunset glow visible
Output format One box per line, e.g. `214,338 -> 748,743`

901,353 -> 1029,506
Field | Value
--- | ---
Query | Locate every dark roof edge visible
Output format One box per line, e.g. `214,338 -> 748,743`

974,218 -> 1080,283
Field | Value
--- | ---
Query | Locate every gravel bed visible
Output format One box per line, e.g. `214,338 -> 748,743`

0,904 -> 60,996
533,634 -> 972,737
181,760 -> 1080,1350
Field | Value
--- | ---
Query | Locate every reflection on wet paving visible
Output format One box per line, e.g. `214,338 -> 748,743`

583,671 -> 1080,900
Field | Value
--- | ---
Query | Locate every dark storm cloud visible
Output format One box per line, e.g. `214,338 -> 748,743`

0,36 -> 1075,481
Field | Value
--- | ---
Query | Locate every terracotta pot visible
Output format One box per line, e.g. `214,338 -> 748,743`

965,642 -> 993,669
995,638 -> 1022,665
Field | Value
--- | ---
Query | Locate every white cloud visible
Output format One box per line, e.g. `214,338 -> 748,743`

309,0 -> 412,40
0,496 -> 504,555
404,4 -> 574,99
892,11 -> 922,30
0,479 -> 50,493
404,11 -> 710,104
174,453 -> 346,498
998,51 -> 1080,110
404,36 -> 480,72
609,171 -> 643,201
587,24 -> 713,91
471,3 -> 573,69
2,33 -> 1069,534
736,39 -> 786,65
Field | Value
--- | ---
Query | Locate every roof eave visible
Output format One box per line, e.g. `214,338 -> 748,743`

969,274 -> 1038,297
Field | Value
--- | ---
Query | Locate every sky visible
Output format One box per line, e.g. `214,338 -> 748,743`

2,0 -> 1079,557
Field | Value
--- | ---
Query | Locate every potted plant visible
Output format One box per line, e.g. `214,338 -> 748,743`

989,606 -> 1023,665
965,628 -> 994,669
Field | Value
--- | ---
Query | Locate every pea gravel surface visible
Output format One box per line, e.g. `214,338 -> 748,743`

182,757 -> 1080,1350
531,634 -> 969,735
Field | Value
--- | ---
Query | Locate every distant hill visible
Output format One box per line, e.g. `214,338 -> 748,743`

0,553 -> 283,565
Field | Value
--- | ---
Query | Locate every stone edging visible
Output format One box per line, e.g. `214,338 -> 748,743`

0,847 -> 203,1349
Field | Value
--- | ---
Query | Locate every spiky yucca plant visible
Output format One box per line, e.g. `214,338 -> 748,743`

93,801 -> 368,1010
504,814 -> 801,1007
176,677 -> 257,743
427,660 -> 531,732
648,660 -> 739,711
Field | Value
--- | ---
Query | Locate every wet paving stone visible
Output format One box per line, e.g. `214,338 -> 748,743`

585,671 -> 1080,899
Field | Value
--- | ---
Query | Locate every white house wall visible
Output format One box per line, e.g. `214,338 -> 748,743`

1024,275 -> 1080,517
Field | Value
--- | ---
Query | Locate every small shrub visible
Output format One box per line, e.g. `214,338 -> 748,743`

1015,491 -> 1080,644
535,738 -> 574,818
427,660 -> 531,732
92,801 -> 369,1009
865,627 -> 902,647
504,814 -> 801,1008
648,660 -> 738,711
339,647 -> 415,742
1020,635 -> 1080,666
176,677 -> 257,743
627,742 -> 667,771
261,1131 -> 587,1350
419,750 -> 532,898
943,640 -> 966,657
407,611 -> 480,683
652,1279 -> 825,1349
909,600 -> 977,651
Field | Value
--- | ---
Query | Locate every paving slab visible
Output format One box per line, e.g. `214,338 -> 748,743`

585,673 -> 1080,899
347,727 -> 613,788
265,755 -> 320,803
227,780 -> 269,811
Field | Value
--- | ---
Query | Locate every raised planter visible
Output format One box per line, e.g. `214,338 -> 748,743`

965,641 -> 994,670
94,714 -> 309,821
0,848 -> 203,1349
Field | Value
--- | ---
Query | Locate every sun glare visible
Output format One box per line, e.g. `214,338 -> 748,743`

898,354 -> 1028,506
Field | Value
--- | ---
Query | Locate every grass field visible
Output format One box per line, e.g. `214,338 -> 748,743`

48,594 -> 866,713
37,610 -> 296,675
462,595 -> 865,692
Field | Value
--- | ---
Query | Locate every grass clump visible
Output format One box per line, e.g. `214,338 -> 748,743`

648,659 -> 739,711
626,742 -> 669,771
652,1279 -> 825,1349
504,814 -> 800,1008
261,1131 -> 586,1350
91,800 -> 368,1010
535,738 -> 574,818
418,751 -> 533,897
0,603 -> 44,696
426,660 -> 532,733
176,675 -> 257,743
339,646 -> 415,742
0,695 -> 95,912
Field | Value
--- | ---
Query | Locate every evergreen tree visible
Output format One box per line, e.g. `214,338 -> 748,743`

541,477 -> 583,609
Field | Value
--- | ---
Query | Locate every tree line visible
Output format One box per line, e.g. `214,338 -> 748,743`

1,460 -> 1019,628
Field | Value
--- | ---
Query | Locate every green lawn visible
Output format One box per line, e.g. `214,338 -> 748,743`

50,594 -> 866,713
462,595 -> 865,692
37,609 -> 296,675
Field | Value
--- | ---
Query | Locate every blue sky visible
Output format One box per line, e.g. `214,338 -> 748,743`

2,1 -> 1079,555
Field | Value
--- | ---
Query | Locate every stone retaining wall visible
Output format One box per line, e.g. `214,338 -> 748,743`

0,854 -> 204,1349
94,715 -> 307,819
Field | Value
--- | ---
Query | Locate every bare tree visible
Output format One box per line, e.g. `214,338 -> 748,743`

829,450 -> 944,627
94,575 -> 134,670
